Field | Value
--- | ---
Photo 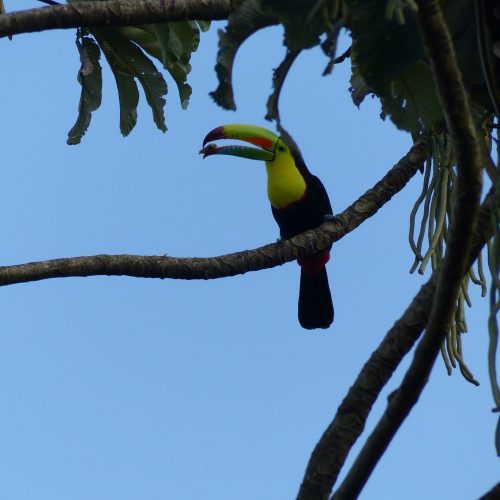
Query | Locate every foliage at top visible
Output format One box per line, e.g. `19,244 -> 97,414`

65,0 -> 209,144
213,0 -> 493,133
59,0 -> 496,141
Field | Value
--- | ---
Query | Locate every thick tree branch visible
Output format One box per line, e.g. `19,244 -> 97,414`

331,1 -> 483,498
0,139 -> 429,287
296,190 -> 494,500
0,0 -> 234,39
479,482 -> 500,500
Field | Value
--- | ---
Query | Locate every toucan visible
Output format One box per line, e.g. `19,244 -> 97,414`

200,124 -> 334,330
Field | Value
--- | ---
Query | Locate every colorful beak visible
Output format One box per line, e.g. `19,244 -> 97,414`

200,124 -> 279,161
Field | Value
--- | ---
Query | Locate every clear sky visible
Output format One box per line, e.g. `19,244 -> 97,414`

0,2 -> 498,499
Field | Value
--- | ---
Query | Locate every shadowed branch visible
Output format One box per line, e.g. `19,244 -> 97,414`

0,0 -> 233,39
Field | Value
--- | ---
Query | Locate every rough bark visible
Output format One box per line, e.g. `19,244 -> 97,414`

0,0 -> 234,39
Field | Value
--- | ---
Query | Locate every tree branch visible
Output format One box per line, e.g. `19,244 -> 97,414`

296,189 -> 494,500
330,0 -> 483,498
0,0 -> 234,39
479,482 -> 500,500
0,139 -> 429,287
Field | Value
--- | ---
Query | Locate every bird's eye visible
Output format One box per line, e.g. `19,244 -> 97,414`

278,145 -> 285,152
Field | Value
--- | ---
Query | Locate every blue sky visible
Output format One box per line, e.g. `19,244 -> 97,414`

0,2 -> 498,499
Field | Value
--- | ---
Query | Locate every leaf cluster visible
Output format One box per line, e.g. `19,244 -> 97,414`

208,0 -> 494,135
66,0 -> 209,144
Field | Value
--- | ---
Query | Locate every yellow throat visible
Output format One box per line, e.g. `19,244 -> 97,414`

265,148 -> 306,209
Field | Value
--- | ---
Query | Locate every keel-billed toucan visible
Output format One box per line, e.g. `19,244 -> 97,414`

200,124 -> 334,330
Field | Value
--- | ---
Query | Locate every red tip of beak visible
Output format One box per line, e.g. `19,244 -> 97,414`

199,144 -> 218,158
203,126 -> 226,146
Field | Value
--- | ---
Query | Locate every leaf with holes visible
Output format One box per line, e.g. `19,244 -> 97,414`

262,0 -> 341,51
94,27 -> 168,133
381,62 -> 443,133
345,0 -> 424,97
117,21 -> 202,110
66,0 -> 208,139
92,31 -> 139,137
67,37 -> 103,145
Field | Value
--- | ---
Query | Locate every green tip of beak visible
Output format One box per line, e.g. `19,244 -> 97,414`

200,144 -> 275,161
201,124 -> 279,161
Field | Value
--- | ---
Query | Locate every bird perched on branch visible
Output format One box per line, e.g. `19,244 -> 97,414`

200,124 -> 334,330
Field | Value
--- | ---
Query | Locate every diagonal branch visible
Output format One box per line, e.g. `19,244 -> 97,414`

0,139 -> 429,287
0,0 -> 234,39
296,189 -> 494,500
479,482 -> 500,500
330,1 -> 483,498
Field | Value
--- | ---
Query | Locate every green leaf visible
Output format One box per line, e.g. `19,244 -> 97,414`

260,0 -> 343,53
380,62 -> 443,133
160,21 -> 201,109
211,0 -> 278,110
171,21 -> 201,59
93,27 -> 168,133
151,24 -> 191,109
67,36 -> 103,145
196,21 -> 211,33
115,26 -> 162,59
344,0 -> 424,97
349,65 -> 371,107
345,0 -> 484,133
113,22 -> 201,110
91,31 -> 139,137
212,0 -> 342,110
442,0 -> 484,87
67,0 -> 208,135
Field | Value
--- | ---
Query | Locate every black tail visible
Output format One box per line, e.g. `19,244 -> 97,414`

298,267 -> 334,330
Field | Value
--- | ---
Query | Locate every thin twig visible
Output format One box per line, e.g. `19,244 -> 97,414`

37,0 -> 60,6
330,46 -> 351,65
